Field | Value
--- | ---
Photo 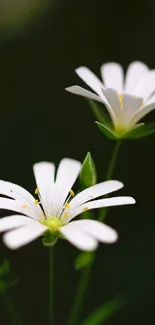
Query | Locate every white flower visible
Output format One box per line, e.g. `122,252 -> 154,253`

66,61 -> 155,136
0,158 -> 135,250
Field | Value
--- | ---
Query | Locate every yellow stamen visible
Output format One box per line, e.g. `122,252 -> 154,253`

63,213 -> 68,219
35,187 -> 39,194
34,199 -> 40,205
21,204 -> 28,208
69,189 -> 75,197
65,203 -> 70,208
118,94 -> 123,106
83,207 -> 88,211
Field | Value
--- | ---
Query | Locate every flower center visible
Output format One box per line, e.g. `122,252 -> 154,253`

42,217 -> 65,230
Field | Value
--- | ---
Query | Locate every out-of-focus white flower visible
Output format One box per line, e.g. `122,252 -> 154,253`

0,158 -> 135,250
66,62 -> 155,138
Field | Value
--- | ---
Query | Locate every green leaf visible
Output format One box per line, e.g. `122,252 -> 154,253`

80,295 -> 125,325
88,100 -> 112,127
96,121 -> 118,140
80,152 -> 97,189
42,231 -> 58,247
0,260 -> 18,294
0,260 -> 10,277
124,123 -> 155,139
75,251 -> 94,270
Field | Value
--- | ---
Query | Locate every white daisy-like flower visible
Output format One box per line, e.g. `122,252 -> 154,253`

66,61 -> 155,137
0,158 -> 135,250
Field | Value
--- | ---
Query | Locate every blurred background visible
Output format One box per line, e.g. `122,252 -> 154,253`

0,0 -> 154,324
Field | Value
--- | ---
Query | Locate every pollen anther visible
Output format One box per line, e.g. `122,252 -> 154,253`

35,187 -> 39,194
34,199 -> 40,205
69,189 -> 75,197
63,213 -> 68,219
21,204 -> 28,208
83,207 -> 88,211
65,203 -> 70,208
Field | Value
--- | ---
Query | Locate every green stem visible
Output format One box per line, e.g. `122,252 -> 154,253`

68,141 -> 122,325
3,292 -> 22,325
67,265 -> 91,325
98,140 -> 122,221
105,141 -> 122,181
49,247 -> 54,325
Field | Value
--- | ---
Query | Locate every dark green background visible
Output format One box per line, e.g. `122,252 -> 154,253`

0,0 -> 154,324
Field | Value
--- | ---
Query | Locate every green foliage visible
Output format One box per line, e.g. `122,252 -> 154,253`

80,295 -> 125,325
96,120 -> 155,140
0,260 -> 18,294
80,152 -> 97,189
88,100 -> 112,127
96,122 -> 118,139
123,123 -> 155,139
75,252 -> 94,270
42,231 -> 59,247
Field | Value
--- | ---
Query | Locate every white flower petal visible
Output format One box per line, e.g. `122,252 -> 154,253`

101,88 -> 121,112
68,181 -> 124,212
68,220 -> 118,243
101,88 -> 121,127
67,85 -> 118,131
65,86 -> 104,103
68,196 -> 135,221
130,101 -> 155,126
33,161 -> 55,216
101,62 -> 124,93
0,181 -> 37,207
60,223 -> 98,251
0,215 -> 37,232
134,70 -> 155,100
53,158 -> 81,217
0,198 -> 42,219
75,67 -> 103,97
3,222 -> 47,249
146,93 -> 155,105
124,61 -> 149,94
121,94 -> 143,125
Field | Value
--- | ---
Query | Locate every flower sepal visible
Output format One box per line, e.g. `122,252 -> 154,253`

96,121 -> 155,140
89,100 -> 112,127
80,152 -> 97,189
123,123 -> 155,139
96,121 -> 119,140
42,230 -> 59,247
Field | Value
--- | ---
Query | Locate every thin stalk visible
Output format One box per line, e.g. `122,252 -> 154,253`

49,247 -> 54,325
68,141 -> 122,325
98,140 -> 122,221
3,292 -> 22,325
105,141 -> 122,181
67,265 -> 91,325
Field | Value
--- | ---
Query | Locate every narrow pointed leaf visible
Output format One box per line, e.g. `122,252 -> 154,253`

80,152 -> 97,189
88,100 -> 112,127
124,123 -> 155,139
96,121 -> 118,140
80,295 -> 125,325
